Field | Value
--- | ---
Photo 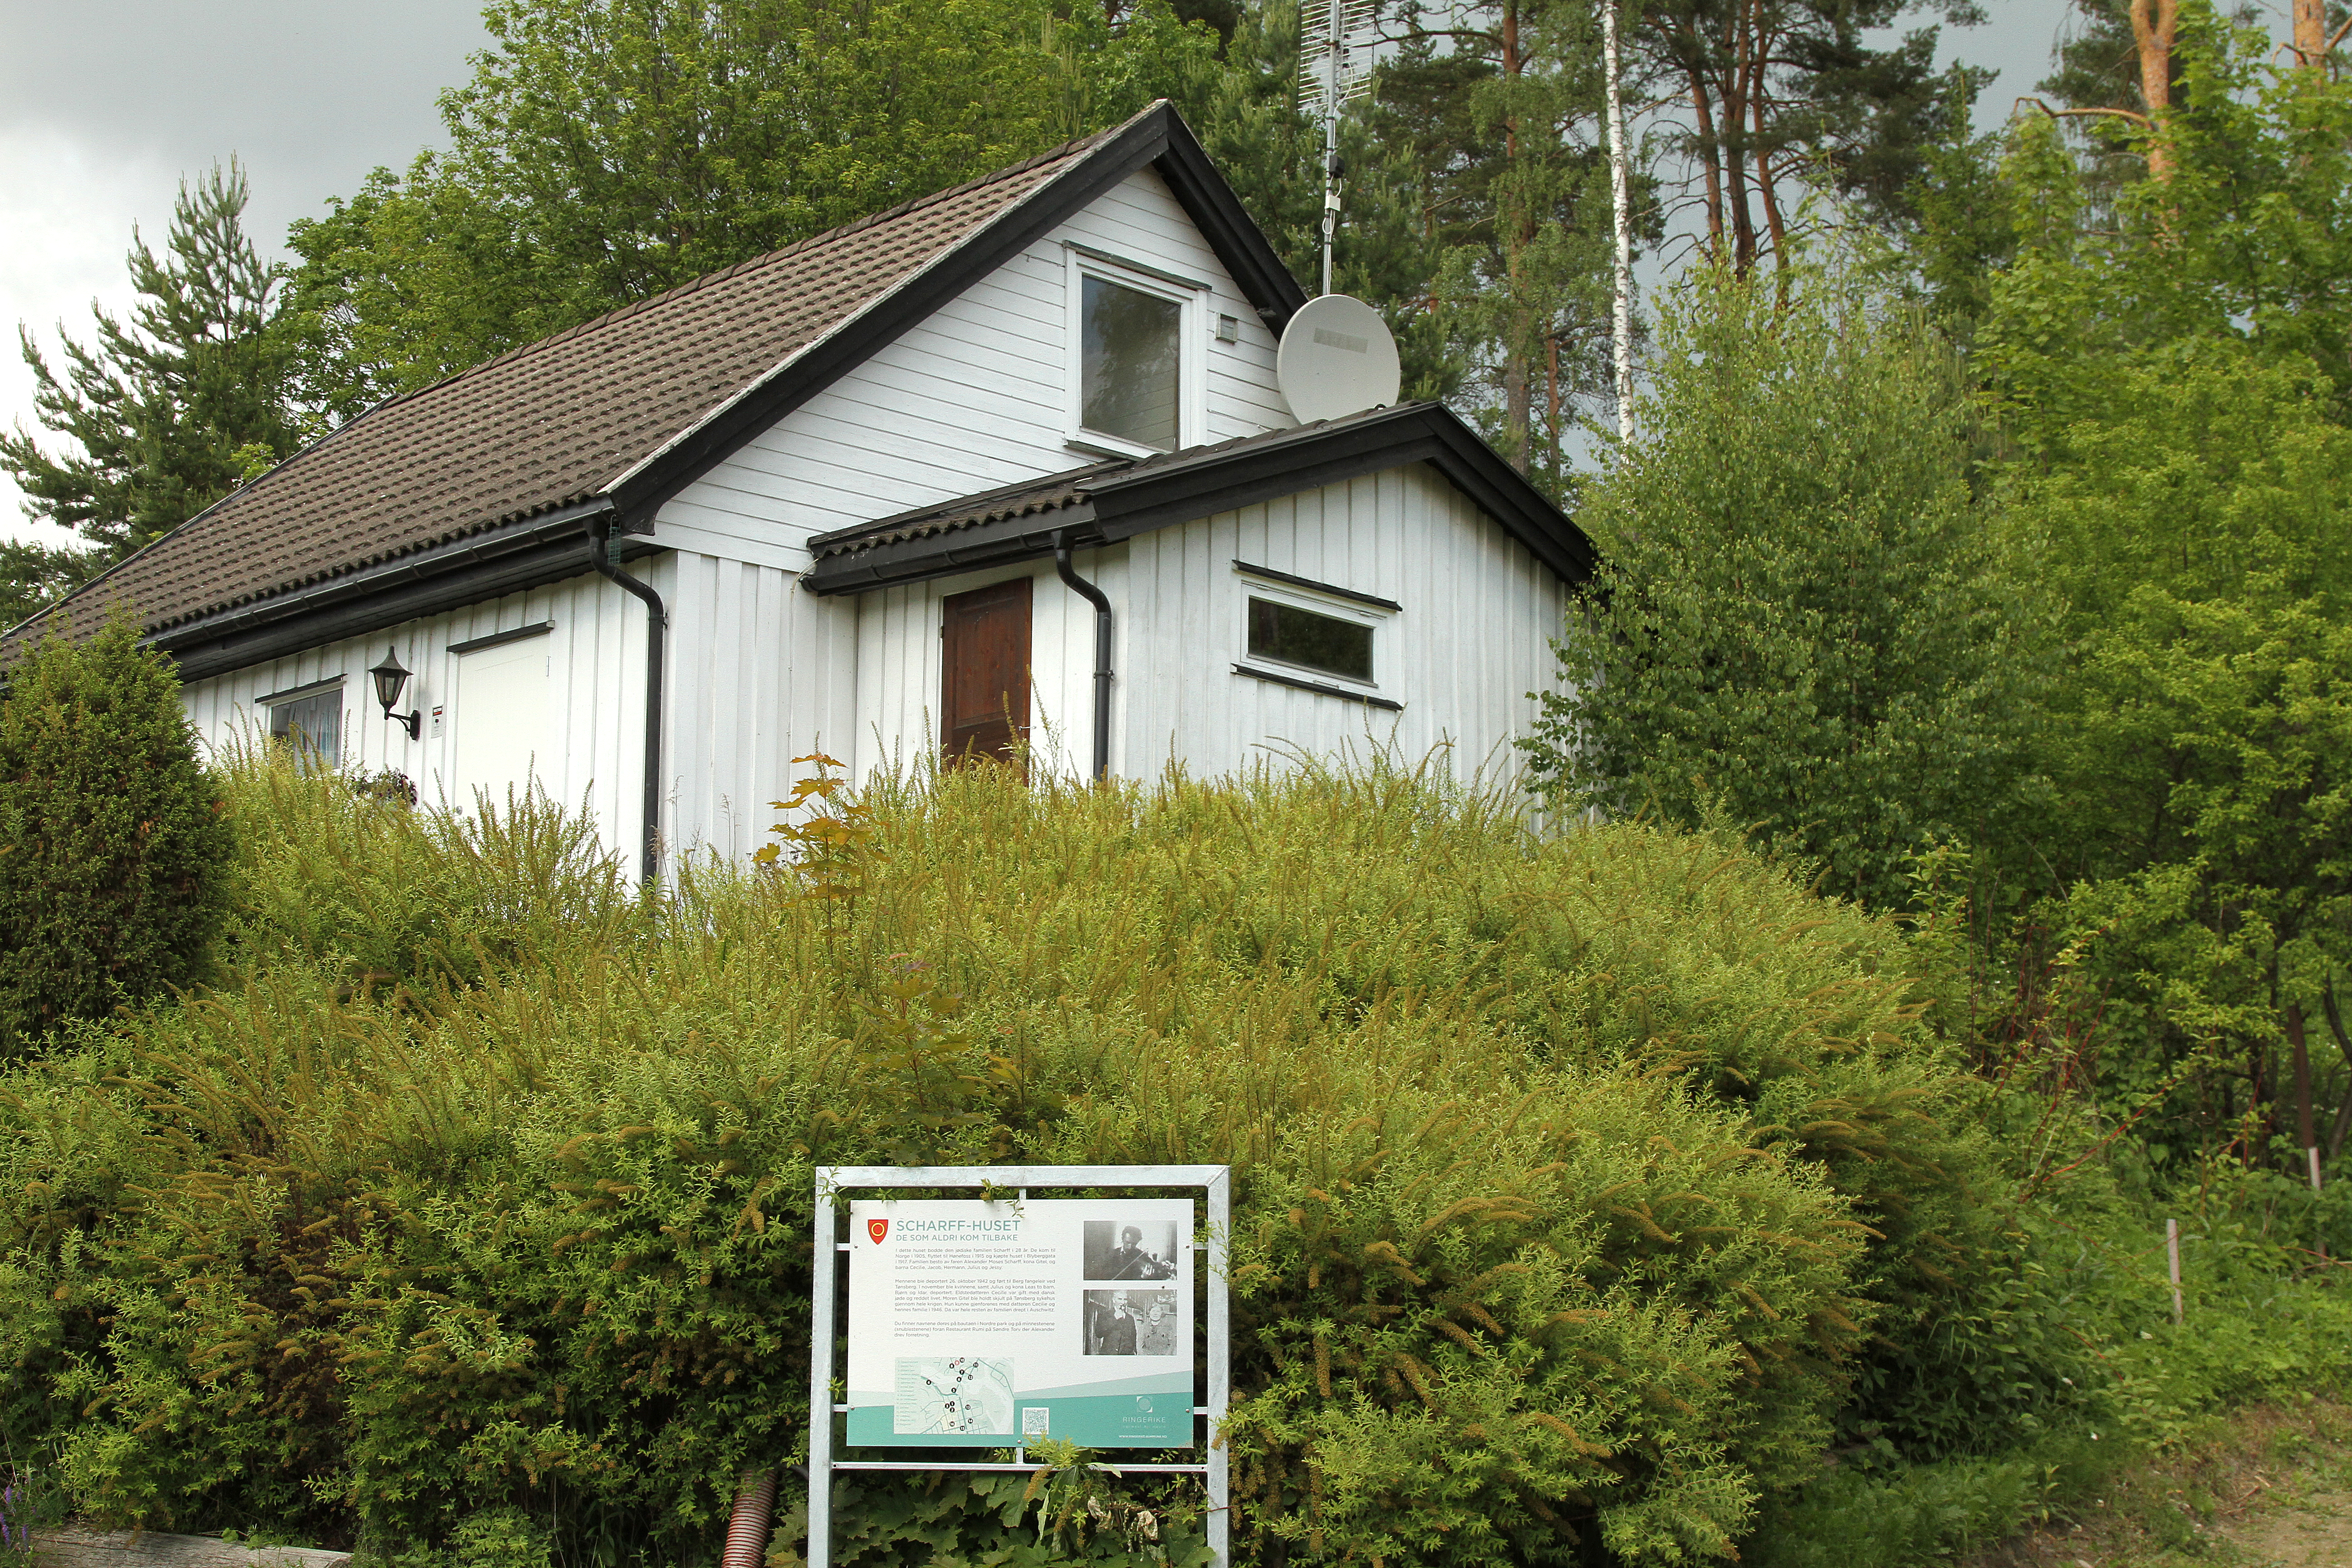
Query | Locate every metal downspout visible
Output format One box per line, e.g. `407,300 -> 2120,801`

1052,529 -> 1114,781
586,515 -> 667,885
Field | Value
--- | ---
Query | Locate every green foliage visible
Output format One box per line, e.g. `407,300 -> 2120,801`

285,0 -> 1220,411
1744,1168 -> 2352,1568
0,162 -> 302,560
216,743 -> 636,992
0,620 -> 233,1054
0,541 -> 100,637
1942,37 -> 2352,1173
1526,261 -> 2053,912
0,754 -> 2011,1564
1365,0 -> 1642,480
1981,15 -> 2352,426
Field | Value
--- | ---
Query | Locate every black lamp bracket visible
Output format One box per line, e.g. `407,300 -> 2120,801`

369,644 -> 423,741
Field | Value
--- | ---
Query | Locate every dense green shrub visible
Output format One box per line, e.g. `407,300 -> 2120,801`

0,619 -> 233,1053
1525,264 -> 2052,914
0,754 -> 2008,1565
216,744 -> 637,990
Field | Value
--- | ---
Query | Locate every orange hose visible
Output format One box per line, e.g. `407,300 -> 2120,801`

722,1470 -> 779,1568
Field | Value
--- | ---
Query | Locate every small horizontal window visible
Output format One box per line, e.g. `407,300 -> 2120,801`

1247,597 -> 1374,683
269,689 -> 342,767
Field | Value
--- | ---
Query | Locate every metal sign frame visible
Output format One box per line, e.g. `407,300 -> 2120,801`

807,1164 -> 1233,1568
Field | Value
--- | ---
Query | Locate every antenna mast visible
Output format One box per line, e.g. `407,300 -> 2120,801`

1298,0 -> 1376,296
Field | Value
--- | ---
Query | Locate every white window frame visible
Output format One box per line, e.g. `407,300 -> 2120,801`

1064,245 -> 1208,459
260,675 -> 348,767
1233,568 -> 1392,696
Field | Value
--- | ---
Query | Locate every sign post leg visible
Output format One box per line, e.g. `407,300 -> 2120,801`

809,1173 -> 837,1568
1205,1168 -> 1231,1568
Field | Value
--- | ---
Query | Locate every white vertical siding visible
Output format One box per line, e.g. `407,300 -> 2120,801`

848,465 -> 1570,789
179,569 -> 650,858
849,547 -> 1122,787
654,167 -> 1295,570
663,551 -> 859,865
1117,464 -> 1567,784
178,554 -> 862,877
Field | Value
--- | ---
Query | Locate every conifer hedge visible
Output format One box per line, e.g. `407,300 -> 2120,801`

0,620 -> 232,1052
0,754 -> 2019,1566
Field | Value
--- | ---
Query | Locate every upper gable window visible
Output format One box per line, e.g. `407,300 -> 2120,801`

1083,276 -> 1181,450
1067,248 -> 1205,456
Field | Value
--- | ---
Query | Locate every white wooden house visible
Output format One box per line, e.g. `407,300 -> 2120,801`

10,103 -> 1594,880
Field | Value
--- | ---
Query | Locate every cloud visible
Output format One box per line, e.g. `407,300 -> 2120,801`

0,0 -> 488,543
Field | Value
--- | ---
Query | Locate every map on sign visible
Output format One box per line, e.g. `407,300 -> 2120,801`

893,1356 -> 1015,1436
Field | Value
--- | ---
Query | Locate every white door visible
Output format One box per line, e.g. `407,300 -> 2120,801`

451,637 -> 552,808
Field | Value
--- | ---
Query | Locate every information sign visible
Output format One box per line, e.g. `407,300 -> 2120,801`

845,1197 -> 1194,1448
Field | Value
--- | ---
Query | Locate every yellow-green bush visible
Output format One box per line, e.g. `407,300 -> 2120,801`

0,751 -> 1994,1565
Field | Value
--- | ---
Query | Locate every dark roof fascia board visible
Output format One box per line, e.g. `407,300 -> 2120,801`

802,502 -> 1101,597
1094,406 -> 1592,583
799,409 -> 1590,597
157,505 -> 640,686
606,103 -> 1309,531
1142,110 -> 1309,328
1090,426 -> 1452,545
148,495 -> 614,652
1411,412 -> 1598,582
0,399 -> 404,652
802,406 -> 1594,597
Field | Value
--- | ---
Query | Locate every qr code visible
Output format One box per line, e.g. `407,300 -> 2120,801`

1021,1407 -> 1052,1436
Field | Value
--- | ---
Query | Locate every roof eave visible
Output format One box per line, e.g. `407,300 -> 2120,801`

147,496 -> 621,683
800,404 -> 1594,595
801,501 -> 1100,596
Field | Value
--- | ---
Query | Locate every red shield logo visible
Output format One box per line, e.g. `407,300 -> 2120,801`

867,1217 -> 889,1245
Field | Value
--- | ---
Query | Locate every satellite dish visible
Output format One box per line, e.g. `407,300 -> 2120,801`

1276,295 -> 1402,424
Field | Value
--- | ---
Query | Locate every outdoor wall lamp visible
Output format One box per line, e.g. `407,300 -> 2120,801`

370,646 -> 422,740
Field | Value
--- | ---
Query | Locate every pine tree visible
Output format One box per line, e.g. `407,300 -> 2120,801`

0,618 -> 235,1053
1366,0 -> 1655,482
1,162 -> 301,565
1637,0 -> 1987,273
0,542 -> 96,636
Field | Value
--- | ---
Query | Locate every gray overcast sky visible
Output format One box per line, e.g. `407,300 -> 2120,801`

0,0 -> 490,546
0,0 -> 2093,549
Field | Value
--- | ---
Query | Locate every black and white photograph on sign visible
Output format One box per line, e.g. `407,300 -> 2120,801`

1083,1289 -> 1178,1356
1083,1219 -> 1180,1280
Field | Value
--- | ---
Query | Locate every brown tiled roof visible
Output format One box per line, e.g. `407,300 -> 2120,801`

14,126 -> 1113,646
808,462 -> 1116,559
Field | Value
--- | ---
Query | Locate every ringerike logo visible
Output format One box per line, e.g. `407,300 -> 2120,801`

867,1218 -> 889,1245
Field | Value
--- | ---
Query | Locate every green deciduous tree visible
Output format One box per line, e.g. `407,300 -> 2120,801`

1992,349 -> 2352,1168
0,619 -> 234,1053
1,162 -> 302,563
1890,20 -> 2352,1176
1525,262 -> 2052,912
288,0 -> 1222,411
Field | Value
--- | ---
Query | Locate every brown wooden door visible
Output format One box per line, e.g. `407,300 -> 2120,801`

940,577 -> 1033,771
